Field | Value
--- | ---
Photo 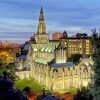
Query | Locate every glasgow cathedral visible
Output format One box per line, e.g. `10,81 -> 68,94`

16,7 -> 93,92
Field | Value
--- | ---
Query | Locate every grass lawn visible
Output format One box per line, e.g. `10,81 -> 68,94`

63,88 -> 80,94
15,79 -> 44,92
15,79 -> 79,94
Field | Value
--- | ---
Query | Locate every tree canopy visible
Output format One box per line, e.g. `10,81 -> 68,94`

68,54 -> 82,63
90,31 -> 100,99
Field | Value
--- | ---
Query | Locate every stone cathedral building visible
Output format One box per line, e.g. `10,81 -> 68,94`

16,7 -> 93,92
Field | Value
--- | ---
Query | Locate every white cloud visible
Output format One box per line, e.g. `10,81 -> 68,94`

46,20 -> 90,34
0,38 -> 28,43
0,18 -> 38,32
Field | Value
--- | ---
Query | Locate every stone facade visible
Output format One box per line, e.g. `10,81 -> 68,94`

16,7 -> 93,92
16,57 -> 93,92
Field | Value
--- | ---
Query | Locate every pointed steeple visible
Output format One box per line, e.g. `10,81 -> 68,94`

37,6 -> 46,35
39,6 -> 44,21
35,6 -> 49,43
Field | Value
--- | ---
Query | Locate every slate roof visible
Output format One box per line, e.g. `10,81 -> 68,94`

23,44 -> 30,51
19,55 -> 27,60
50,62 -> 75,68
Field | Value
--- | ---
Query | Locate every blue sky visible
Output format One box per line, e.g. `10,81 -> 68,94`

0,0 -> 100,43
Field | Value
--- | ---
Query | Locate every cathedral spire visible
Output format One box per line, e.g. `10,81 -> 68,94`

39,6 -> 44,21
37,6 -> 46,34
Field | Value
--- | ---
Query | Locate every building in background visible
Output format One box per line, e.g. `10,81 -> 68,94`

60,36 -> 92,59
52,32 -> 63,40
0,41 -> 21,55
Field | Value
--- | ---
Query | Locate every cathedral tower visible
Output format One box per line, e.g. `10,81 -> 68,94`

55,43 -> 67,63
37,6 -> 46,34
35,6 -> 49,44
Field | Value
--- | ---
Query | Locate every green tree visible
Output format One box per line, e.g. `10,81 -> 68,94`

68,54 -> 82,63
0,61 -> 18,82
6,63 -> 19,82
0,64 -> 6,76
90,32 -> 100,99
0,52 -> 18,82
0,52 -> 14,64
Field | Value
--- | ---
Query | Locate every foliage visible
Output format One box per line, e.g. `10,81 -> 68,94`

80,87 -> 89,94
0,52 -> 14,64
90,33 -> 100,97
64,88 -> 80,95
0,63 -> 18,82
73,87 -> 93,100
0,64 -> 6,76
0,51 -> 18,82
15,79 -> 45,92
68,54 -> 82,63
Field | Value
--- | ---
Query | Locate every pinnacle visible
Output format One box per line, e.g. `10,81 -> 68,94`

40,6 -> 43,13
39,6 -> 44,21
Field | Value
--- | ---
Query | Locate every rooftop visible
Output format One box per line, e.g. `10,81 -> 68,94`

23,44 -> 30,51
31,44 -> 56,52
80,58 -> 93,66
50,62 -> 75,68
19,55 -> 27,60
33,57 -> 53,64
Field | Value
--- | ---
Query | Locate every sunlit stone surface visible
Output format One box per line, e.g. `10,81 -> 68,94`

16,7 -> 93,92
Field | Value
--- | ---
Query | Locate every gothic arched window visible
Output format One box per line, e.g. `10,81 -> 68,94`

83,68 -> 88,79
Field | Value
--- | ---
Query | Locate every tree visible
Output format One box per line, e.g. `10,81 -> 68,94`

7,63 -> 19,82
0,52 -> 14,64
0,52 -> 18,82
90,31 -> 100,99
68,54 -> 82,63
0,63 -> 18,82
